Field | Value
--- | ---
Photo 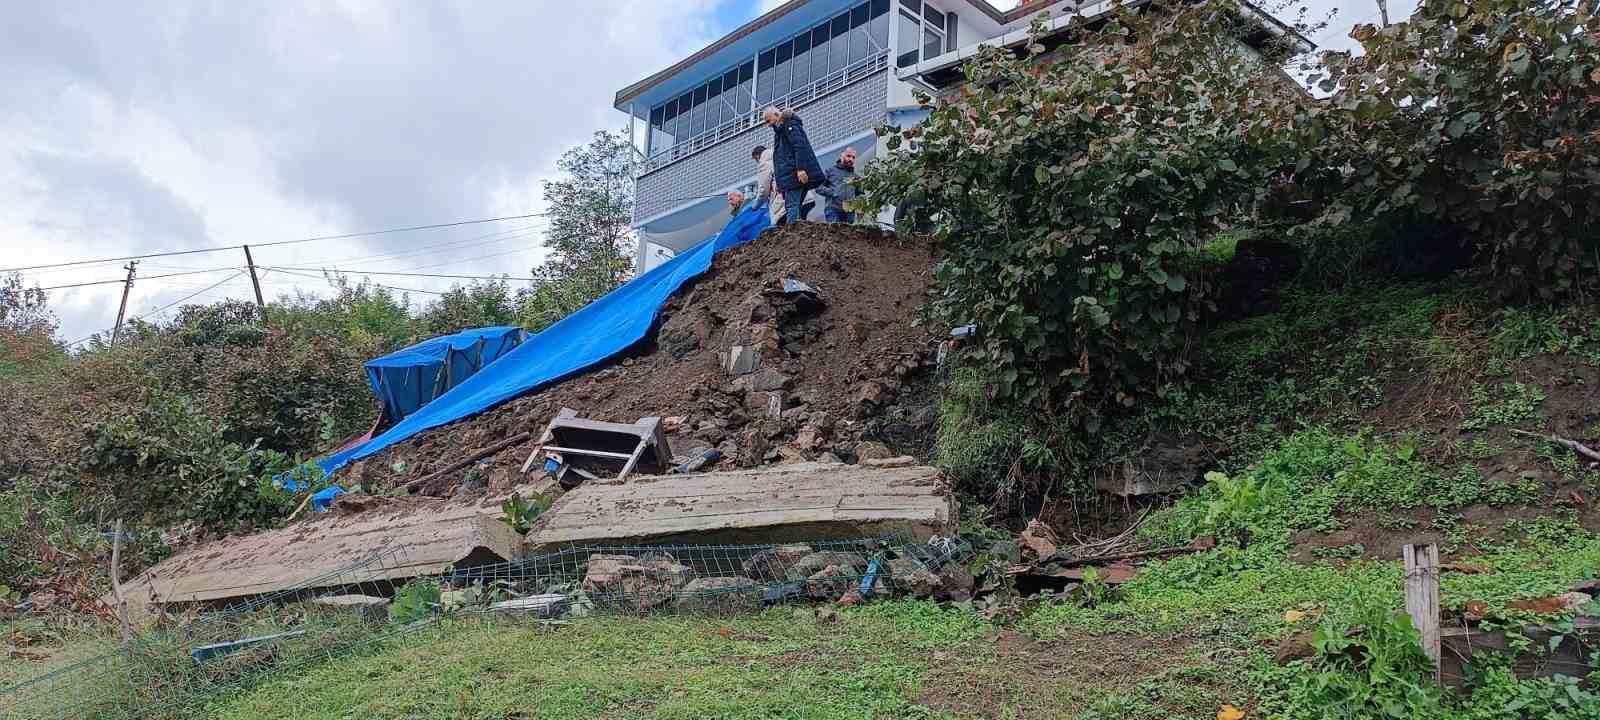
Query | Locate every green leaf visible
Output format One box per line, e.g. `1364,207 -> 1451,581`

1106,263 -> 1124,280
1216,159 -> 1238,172
1166,274 -> 1187,292
1035,165 -> 1049,184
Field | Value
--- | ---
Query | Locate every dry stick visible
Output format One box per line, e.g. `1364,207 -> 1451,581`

401,431 -> 534,494
110,519 -> 132,641
1509,429 -> 1600,463
1047,543 -> 1203,567
286,492 -> 316,522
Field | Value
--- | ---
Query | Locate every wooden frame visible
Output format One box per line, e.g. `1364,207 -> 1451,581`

518,408 -> 672,483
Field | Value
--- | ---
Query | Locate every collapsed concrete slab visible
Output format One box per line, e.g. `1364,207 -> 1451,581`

121,500 -> 520,613
524,462 -> 957,550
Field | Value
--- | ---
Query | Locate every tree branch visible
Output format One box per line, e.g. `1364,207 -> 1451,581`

1510,429 -> 1600,464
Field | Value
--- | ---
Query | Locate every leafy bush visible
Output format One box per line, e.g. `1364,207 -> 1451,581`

79,390 -> 307,529
1305,0 -> 1600,299
856,1 -> 1311,486
1287,600 -> 1445,719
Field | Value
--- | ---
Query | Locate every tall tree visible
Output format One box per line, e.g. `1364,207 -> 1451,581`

520,130 -> 636,330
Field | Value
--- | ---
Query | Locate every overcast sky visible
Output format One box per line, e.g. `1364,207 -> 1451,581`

1,0 -> 1413,344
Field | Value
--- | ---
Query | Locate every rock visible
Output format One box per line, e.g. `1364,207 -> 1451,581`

727,345 -> 760,375
1274,632 -> 1316,664
663,329 -> 700,360
809,411 -> 835,432
937,564 -> 976,602
1020,520 -> 1060,561
750,324 -> 782,353
750,369 -> 794,392
780,406 -> 809,422
776,445 -> 807,464
815,606 -> 839,624
1570,579 -> 1600,595
738,428 -> 770,468
1506,593 -> 1594,614
855,382 -> 889,412
743,544 -> 815,580
795,425 -> 827,453
805,565 -> 857,600
766,392 -> 785,420
818,452 -> 844,464
786,551 -> 868,581
862,456 -> 917,468
581,553 -> 696,610
836,591 -> 863,607
312,594 -> 390,622
988,540 -> 1022,564
887,558 -> 940,599
853,441 -> 896,462
676,577 -> 762,613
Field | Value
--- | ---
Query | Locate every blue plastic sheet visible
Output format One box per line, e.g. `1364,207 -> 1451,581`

365,326 -> 527,422
319,204 -> 771,476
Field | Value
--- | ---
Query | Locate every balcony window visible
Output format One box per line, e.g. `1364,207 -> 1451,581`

829,13 -> 851,77
791,33 -> 812,97
897,10 -> 919,67
755,49 -> 776,105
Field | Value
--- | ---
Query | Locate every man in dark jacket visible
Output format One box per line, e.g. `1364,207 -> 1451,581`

763,106 -> 823,224
816,146 -> 859,224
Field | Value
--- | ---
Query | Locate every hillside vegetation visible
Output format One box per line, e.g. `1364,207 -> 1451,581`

3,1 -> 1600,719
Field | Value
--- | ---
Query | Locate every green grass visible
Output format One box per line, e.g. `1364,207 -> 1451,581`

205,603 -> 990,720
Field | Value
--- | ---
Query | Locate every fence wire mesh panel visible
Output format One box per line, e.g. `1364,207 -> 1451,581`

1,547 -> 415,720
1,535 -> 961,719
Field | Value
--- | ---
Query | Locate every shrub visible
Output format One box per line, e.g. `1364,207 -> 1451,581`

1305,0 -> 1600,300
855,1 -> 1310,445
79,390 -> 308,529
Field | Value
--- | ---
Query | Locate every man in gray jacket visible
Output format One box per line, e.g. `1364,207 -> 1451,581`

816,146 -> 859,224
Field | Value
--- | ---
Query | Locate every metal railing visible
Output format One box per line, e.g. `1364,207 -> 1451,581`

637,50 -> 890,177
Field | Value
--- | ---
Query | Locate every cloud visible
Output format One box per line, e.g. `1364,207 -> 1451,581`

18,151 -> 209,253
0,0 -> 734,341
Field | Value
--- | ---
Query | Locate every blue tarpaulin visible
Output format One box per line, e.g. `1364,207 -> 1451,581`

365,326 -> 528,422
318,203 -> 771,476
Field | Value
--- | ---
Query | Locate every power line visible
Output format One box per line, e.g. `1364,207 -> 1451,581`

266,267 -> 447,296
35,266 -> 242,291
1,211 -> 549,274
263,222 -> 550,272
260,266 -> 536,282
64,271 -> 246,347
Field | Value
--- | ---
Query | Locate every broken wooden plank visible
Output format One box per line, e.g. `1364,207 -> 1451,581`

121,501 -> 521,615
402,431 -> 533,493
524,462 -> 955,549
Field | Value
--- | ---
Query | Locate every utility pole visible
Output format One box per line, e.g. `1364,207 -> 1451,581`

242,245 -> 266,318
1376,0 -> 1390,27
111,261 -> 137,347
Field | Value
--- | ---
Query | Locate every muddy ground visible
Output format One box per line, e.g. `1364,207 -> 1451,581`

347,223 -> 944,497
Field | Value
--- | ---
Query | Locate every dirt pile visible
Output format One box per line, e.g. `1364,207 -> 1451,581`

351,223 -> 943,496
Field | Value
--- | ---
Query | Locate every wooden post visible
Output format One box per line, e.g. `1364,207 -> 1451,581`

1376,0 -> 1390,27
243,245 -> 266,318
110,519 -> 132,641
110,261 -> 137,346
1403,543 -> 1441,680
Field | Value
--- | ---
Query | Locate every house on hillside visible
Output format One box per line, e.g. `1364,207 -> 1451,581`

614,0 -> 1311,271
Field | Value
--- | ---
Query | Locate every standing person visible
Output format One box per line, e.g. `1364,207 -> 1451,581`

817,146 -> 860,224
752,144 -> 786,226
764,106 -> 823,225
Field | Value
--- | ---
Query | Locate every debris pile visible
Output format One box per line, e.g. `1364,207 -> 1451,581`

354,223 -> 941,495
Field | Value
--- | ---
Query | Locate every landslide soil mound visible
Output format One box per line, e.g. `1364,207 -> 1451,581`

351,223 -> 943,496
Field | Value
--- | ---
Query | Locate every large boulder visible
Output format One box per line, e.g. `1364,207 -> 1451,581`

580,553 -> 696,610
805,565 -> 858,601
676,577 -> 763,613
743,544 -> 815,581
784,551 -> 868,582
886,558 -> 939,599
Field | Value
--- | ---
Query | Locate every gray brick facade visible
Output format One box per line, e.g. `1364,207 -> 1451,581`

635,69 -> 888,222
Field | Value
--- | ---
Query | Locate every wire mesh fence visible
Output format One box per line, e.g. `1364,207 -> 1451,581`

1,535 -> 962,720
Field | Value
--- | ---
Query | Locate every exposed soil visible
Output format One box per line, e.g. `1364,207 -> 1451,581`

348,223 -> 944,497
1294,352 -> 1600,561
